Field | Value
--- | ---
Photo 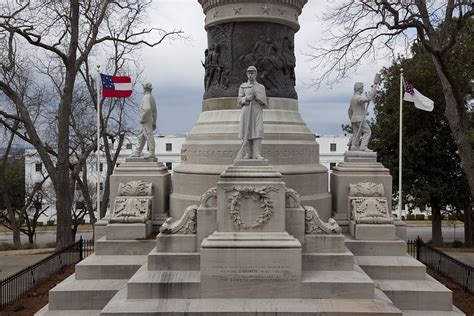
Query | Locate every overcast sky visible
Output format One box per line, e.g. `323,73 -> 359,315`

136,1 -> 391,136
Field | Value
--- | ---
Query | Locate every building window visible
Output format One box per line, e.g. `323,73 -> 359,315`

99,163 -> 104,172
166,143 -> 172,152
330,143 -> 337,152
166,162 -> 172,170
100,182 -> 104,190
76,201 -> 84,209
330,162 -> 336,170
126,143 -> 132,150
35,163 -> 42,172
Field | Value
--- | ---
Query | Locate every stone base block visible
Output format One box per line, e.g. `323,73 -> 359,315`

394,220 -> 407,241
156,234 -> 197,253
355,255 -> 426,280
148,250 -> 200,271
106,222 -> 152,240
344,237 -> 407,256
350,222 -> 396,240
94,237 -> 155,255
200,247 -> 301,298
94,219 -> 108,241
302,252 -> 354,271
303,234 -> 346,253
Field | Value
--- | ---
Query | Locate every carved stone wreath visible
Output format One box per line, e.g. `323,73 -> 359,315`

225,186 -> 279,229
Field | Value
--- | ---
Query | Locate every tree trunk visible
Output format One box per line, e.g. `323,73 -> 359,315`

27,232 -> 34,244
464,203 -> 472,247
8,208 -> 21,247
432,204 -> 443,247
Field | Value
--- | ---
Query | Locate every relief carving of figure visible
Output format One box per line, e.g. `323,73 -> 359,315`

130,83 -> 157,158
236,66 -> 267,160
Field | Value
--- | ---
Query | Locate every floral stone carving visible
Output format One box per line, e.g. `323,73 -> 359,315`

349,182 -> 393,224
111,180 -> 153,224
225,186 -> 279,229
304,206 -> 341,234
159,205 -> 198,234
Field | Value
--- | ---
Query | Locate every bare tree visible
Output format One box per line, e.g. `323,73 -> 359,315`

0,0 -> 183,249
309,0 -> 474,219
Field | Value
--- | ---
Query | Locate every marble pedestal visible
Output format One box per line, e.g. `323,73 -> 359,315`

200,160 -> 302,298
330,151 -> 392,229
109,158 -> 171,227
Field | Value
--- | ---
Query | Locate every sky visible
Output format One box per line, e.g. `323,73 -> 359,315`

135,0 -> 392,136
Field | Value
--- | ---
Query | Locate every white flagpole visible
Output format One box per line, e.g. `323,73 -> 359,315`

96,66 -> 101,218
399,68 -> 403,217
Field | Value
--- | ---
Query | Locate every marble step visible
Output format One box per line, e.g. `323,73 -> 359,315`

148,250 -> 200,270
48,274 -> 127,310
101,287 -> 402,315
375,276 -> 453,311
127,265 -> 200,299
75,254 -> 146,279
355,255 -> 426,280
301,270 -> 374,299
302,252 -> 354,271
94,236 -> 155,255
35,305 -> 100,316
344,238 -> 407,256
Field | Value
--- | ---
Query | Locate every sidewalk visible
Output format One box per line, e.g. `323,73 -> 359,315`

0,248 -> 55,279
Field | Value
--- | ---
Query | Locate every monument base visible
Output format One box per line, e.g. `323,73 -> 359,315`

349,221 -> 396,240
106,221 -> 152,240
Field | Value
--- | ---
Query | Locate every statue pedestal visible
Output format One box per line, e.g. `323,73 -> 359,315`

200,160 -> 302,298
330,151 -> 392,230
110,159 -> 171,227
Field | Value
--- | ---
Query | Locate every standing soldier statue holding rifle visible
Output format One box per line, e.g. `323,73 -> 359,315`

348,74 -> 381,151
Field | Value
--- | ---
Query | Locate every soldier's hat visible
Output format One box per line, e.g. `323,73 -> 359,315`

246,66 -> 257,73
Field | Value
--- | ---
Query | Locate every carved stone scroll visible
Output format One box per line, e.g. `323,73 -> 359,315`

111,180 -> 153,224
200,187 -> 217,208
348,182 -> 393,224
285,188 -> 301,208
304,206 -> 341,234
159,205 -> 198,235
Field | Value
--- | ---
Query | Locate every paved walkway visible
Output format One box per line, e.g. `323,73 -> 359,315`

0,248 -> 54,279
445,252 -> 474,267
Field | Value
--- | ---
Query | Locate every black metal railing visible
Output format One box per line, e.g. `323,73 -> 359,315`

0,237 -> 94,310
407,237 -> 473,293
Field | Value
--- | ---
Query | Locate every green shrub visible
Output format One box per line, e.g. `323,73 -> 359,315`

406,214 -> 415,220
415,214 -> 426,220
37,222 -> 44,226
44,242 -> 56,248
428,215 -> 432,220
47,220 -> 55,226
452,240 -> 464,248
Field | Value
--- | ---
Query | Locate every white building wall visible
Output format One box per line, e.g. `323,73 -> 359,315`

25,134 -> 350,223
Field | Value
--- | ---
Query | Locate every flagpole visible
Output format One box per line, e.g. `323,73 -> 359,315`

399,68 -> 403,217
96,65 -> 101,218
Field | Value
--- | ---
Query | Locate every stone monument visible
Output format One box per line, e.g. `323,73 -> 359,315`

170,0 -> 332,223
36,2 -> 462,315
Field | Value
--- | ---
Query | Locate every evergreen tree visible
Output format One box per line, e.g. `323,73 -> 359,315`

371,43 -> 472,247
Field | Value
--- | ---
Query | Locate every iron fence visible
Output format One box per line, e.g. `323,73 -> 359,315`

407,237 -> 473,293
0,237 -> 94,310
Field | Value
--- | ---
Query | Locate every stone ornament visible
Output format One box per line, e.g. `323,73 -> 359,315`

348,182 -> 384,197
200,187 -> 218,208
304,206 -> 342,234
225,186 -> 279,229
159,205 -> 198,234
348,182 -> 393,224
111,180 -> 153,224
118,180 -> 153,196
285,188 -> 301,208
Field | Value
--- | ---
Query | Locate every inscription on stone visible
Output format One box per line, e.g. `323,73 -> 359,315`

208,264 -> 298,283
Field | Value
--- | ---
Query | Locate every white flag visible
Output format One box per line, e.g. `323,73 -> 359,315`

403,80 -> 434,112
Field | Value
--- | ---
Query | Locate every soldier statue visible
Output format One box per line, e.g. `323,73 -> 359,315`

237,66 -> 267,159
131,83 -> 157,159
